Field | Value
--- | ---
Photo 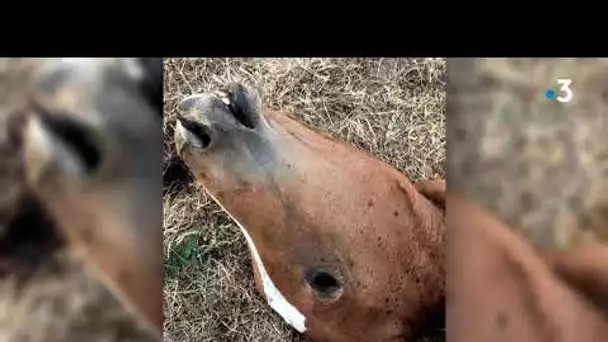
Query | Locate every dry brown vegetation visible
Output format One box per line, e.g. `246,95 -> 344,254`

162,58 -> 446,342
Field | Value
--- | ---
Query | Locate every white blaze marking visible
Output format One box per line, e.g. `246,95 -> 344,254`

206,192 -> 307,332
215,91 -> 231,105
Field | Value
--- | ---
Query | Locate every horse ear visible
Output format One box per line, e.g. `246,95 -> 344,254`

415,179 -> 446,212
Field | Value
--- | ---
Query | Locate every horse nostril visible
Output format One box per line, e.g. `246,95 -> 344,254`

176,117 -> 212,149
40,115 -> 102,174
219,85 -> 258,129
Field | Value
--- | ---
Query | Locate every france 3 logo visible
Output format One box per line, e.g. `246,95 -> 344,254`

545,79 -> 573,103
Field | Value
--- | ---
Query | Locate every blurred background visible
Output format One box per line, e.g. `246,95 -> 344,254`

448,58 -> 608,247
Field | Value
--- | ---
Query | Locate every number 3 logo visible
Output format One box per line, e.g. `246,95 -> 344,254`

556,79 -> 573,103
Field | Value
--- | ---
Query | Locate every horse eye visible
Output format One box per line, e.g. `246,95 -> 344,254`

304,268 -> 343,300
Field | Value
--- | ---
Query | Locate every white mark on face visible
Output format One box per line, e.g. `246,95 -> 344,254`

215,91 -> 231,105
205,192 -> 307,333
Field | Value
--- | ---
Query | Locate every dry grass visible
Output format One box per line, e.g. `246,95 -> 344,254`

162,58 -> 446,342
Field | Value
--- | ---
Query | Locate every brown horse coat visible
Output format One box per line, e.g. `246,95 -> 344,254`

174,82 -> 447,342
